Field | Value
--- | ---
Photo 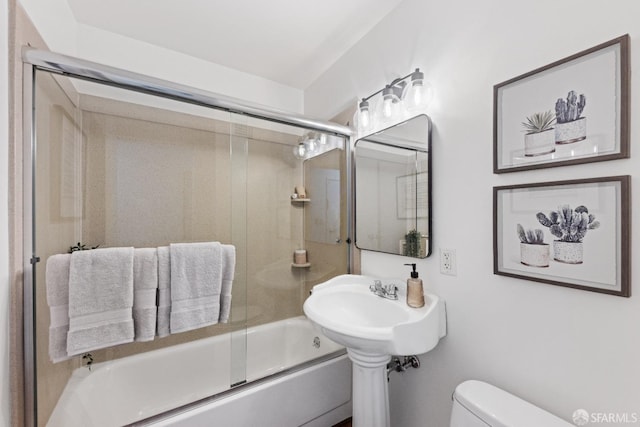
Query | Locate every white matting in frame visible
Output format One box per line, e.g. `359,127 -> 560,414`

493,176 -> 630,297
493,35 -> 629,173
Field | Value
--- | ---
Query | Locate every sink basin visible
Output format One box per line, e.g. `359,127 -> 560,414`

304,274 -> 447,427
303,274 -> 446,356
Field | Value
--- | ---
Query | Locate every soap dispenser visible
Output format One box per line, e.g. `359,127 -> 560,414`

404,263 -> 425,308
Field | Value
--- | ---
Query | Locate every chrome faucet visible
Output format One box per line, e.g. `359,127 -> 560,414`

370,280 -> 398,300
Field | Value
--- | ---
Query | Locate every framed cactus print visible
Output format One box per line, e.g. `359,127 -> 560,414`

493,176 -> 630,297
493,35 -> 629,173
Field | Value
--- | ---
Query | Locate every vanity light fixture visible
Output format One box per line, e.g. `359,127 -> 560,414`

292,131 -> 342,160
355,68 -> 433,139
293,132 -> 321,159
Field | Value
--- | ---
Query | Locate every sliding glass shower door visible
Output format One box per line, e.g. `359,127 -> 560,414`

28,65 -> 349,426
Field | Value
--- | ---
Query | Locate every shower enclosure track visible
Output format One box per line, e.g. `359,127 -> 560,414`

22,48 -> 352,136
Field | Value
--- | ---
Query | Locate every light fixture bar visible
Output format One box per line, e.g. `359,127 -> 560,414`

359,69 -> 418,105
355,68 -> 432,139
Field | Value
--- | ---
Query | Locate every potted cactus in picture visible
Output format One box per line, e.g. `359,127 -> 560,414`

554,90 -> 587,144
536,204 -> 599,264
517,224 -> 549,267
521,110 -> 556,157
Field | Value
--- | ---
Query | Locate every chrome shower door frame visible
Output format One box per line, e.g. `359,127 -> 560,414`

21,48 -> 353,427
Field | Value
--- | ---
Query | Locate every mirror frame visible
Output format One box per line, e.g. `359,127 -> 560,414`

352,114 -> 432,258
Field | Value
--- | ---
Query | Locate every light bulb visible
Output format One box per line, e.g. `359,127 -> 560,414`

407,69 -> 432,110
412,82 -> 424,105
305,137 -> 318,154
382,86 -> 393,119
360,109 -> 370,128
381,86 -> 399,121
358,99 -> 371,130
410,82 -> 433,109
382,98 -> 393,118
293,142 -> 306,159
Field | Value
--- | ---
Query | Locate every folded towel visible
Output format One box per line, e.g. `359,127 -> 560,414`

67,247 -> 135,356
46,254 -> 71,363
133,248 -> 158,342
169,242 -> 222,334
219,245 -> 236,323
156,246 -> 171,337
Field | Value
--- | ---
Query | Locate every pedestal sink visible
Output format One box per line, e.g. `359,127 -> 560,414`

303,274 -> 447,427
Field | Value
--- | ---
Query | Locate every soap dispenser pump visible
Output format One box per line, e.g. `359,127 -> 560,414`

404,263 -> 425,308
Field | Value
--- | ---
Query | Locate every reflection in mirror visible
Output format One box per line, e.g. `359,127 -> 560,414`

354,115 -> 431,258
306,164 -> 340,244
303,137 -> 344,246
302,145 -> 348,289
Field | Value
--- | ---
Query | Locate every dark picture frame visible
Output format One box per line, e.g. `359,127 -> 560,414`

493,35 -> 629,173
493,176 -> 630,297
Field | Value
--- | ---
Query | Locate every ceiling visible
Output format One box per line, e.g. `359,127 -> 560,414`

64,0 -> 405,89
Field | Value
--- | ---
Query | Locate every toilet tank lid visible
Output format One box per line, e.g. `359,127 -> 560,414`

453,381 -> 573,427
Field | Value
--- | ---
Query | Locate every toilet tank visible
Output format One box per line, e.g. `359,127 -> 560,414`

450,380 -> 573,427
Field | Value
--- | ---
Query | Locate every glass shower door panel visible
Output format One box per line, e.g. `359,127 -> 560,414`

228,113 -> 348,384
32,70 -> 85,427
33,70 -> 238,426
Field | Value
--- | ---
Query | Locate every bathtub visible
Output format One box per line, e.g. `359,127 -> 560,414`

47,316 -> 350,427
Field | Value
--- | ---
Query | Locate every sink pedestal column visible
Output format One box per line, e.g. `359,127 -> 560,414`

347,349 -> 392,427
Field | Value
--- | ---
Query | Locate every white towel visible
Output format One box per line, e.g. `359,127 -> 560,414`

169,242 -> 222,334
67,247 -> 135,356
46,254 -> 71,363
133,248 -> 158,342
156,246 -> 171,338
218,245 -> 236,323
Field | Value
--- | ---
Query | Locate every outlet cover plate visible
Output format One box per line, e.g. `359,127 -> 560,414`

440,248 -> 457,276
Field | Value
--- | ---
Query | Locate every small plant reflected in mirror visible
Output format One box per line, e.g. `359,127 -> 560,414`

403,230 -> 421,257
68,242 -> 100,253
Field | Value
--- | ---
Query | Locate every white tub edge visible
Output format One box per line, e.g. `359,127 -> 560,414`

141,353 -> 352,427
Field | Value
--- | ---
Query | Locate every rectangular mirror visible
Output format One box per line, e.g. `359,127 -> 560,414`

354,115 -> 431,258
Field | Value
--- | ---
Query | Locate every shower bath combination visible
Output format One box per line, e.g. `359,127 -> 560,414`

22,49 -> 353,426
47,317 -> 347,426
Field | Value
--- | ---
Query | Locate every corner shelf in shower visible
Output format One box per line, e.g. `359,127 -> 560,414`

291,262 -> 311,268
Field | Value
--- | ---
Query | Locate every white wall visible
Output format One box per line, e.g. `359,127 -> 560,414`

12,0 -> 640,425
74,24 -> 303,113
0,0 -> 11,425
18,0 -> 303,113
307,0 -> 640,425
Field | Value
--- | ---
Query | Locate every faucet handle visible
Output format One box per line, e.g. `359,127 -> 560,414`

370,280 -> 385,295
384,284 -> 399,299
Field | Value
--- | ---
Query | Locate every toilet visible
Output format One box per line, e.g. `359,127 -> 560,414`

451,380 -> 573,426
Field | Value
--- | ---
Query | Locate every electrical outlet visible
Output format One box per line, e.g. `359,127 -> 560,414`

440,248 -> 457,276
